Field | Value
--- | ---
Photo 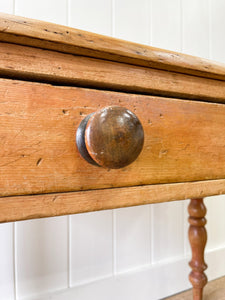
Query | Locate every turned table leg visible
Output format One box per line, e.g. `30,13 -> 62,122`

188,198 -> 208,300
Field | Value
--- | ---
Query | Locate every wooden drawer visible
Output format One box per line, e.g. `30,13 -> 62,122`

1,14 -> 225,299
1,78 -> 225,197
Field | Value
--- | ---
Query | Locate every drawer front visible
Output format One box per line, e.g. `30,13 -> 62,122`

1,78 -> 225,197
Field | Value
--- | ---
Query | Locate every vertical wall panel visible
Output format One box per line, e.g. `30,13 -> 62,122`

182,0 -> 209,58
0,0 -> 14,13
16,217 -> 68,299
152,202 -> 184,262
13,1 -> 69,299
113,0 -> 149,44
0,223 -> 14,300
151,0 -> 181,51
183,200 -> 191,256
182,0 -> 210,257
205,196 -> 225,250
150,0 -> 184,263
206,0 -> 225,252
69,0 -> 111,35
68,0 -> 113,288
115,206 -> 150,273
70,211 -> 113,285
15,0 -> 67,25
210,0 -> 225,62
112,0 -> 150,275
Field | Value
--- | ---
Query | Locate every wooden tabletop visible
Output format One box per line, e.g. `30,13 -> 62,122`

1,12 -> 225,82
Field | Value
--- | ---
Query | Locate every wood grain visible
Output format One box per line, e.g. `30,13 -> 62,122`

0,179 -> 225,223
2,42 -> 225,103
1,12 -> 225,81
1,78 -> 225,197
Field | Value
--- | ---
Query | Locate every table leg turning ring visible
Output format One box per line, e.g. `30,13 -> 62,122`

188,198 -> 208,300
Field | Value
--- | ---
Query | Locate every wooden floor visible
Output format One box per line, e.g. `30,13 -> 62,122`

164,276 -> 225,300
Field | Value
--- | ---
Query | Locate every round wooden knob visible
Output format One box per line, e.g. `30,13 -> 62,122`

76,106 -> 144,169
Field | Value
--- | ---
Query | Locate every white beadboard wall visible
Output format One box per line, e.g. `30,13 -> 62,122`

0,0 -> 225,299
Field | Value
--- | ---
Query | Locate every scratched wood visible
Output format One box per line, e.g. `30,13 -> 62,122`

1,42 -> 225,103
1,78 -> 225,197
1,12 -> 225,81
0,179 -> 225,223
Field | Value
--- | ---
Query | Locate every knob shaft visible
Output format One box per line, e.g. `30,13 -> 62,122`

76,106 -> 144,169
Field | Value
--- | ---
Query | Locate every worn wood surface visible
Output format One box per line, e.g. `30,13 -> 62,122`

1,78 -> 225,197
1,13 -> 225,81
0,179 -> 225,223
188,199 -> 208,300
2,43 -> 225,103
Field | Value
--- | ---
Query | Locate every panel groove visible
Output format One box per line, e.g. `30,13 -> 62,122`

112,210 -> 117,275
67,216 -> 71,288
13,223 -> 17,300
